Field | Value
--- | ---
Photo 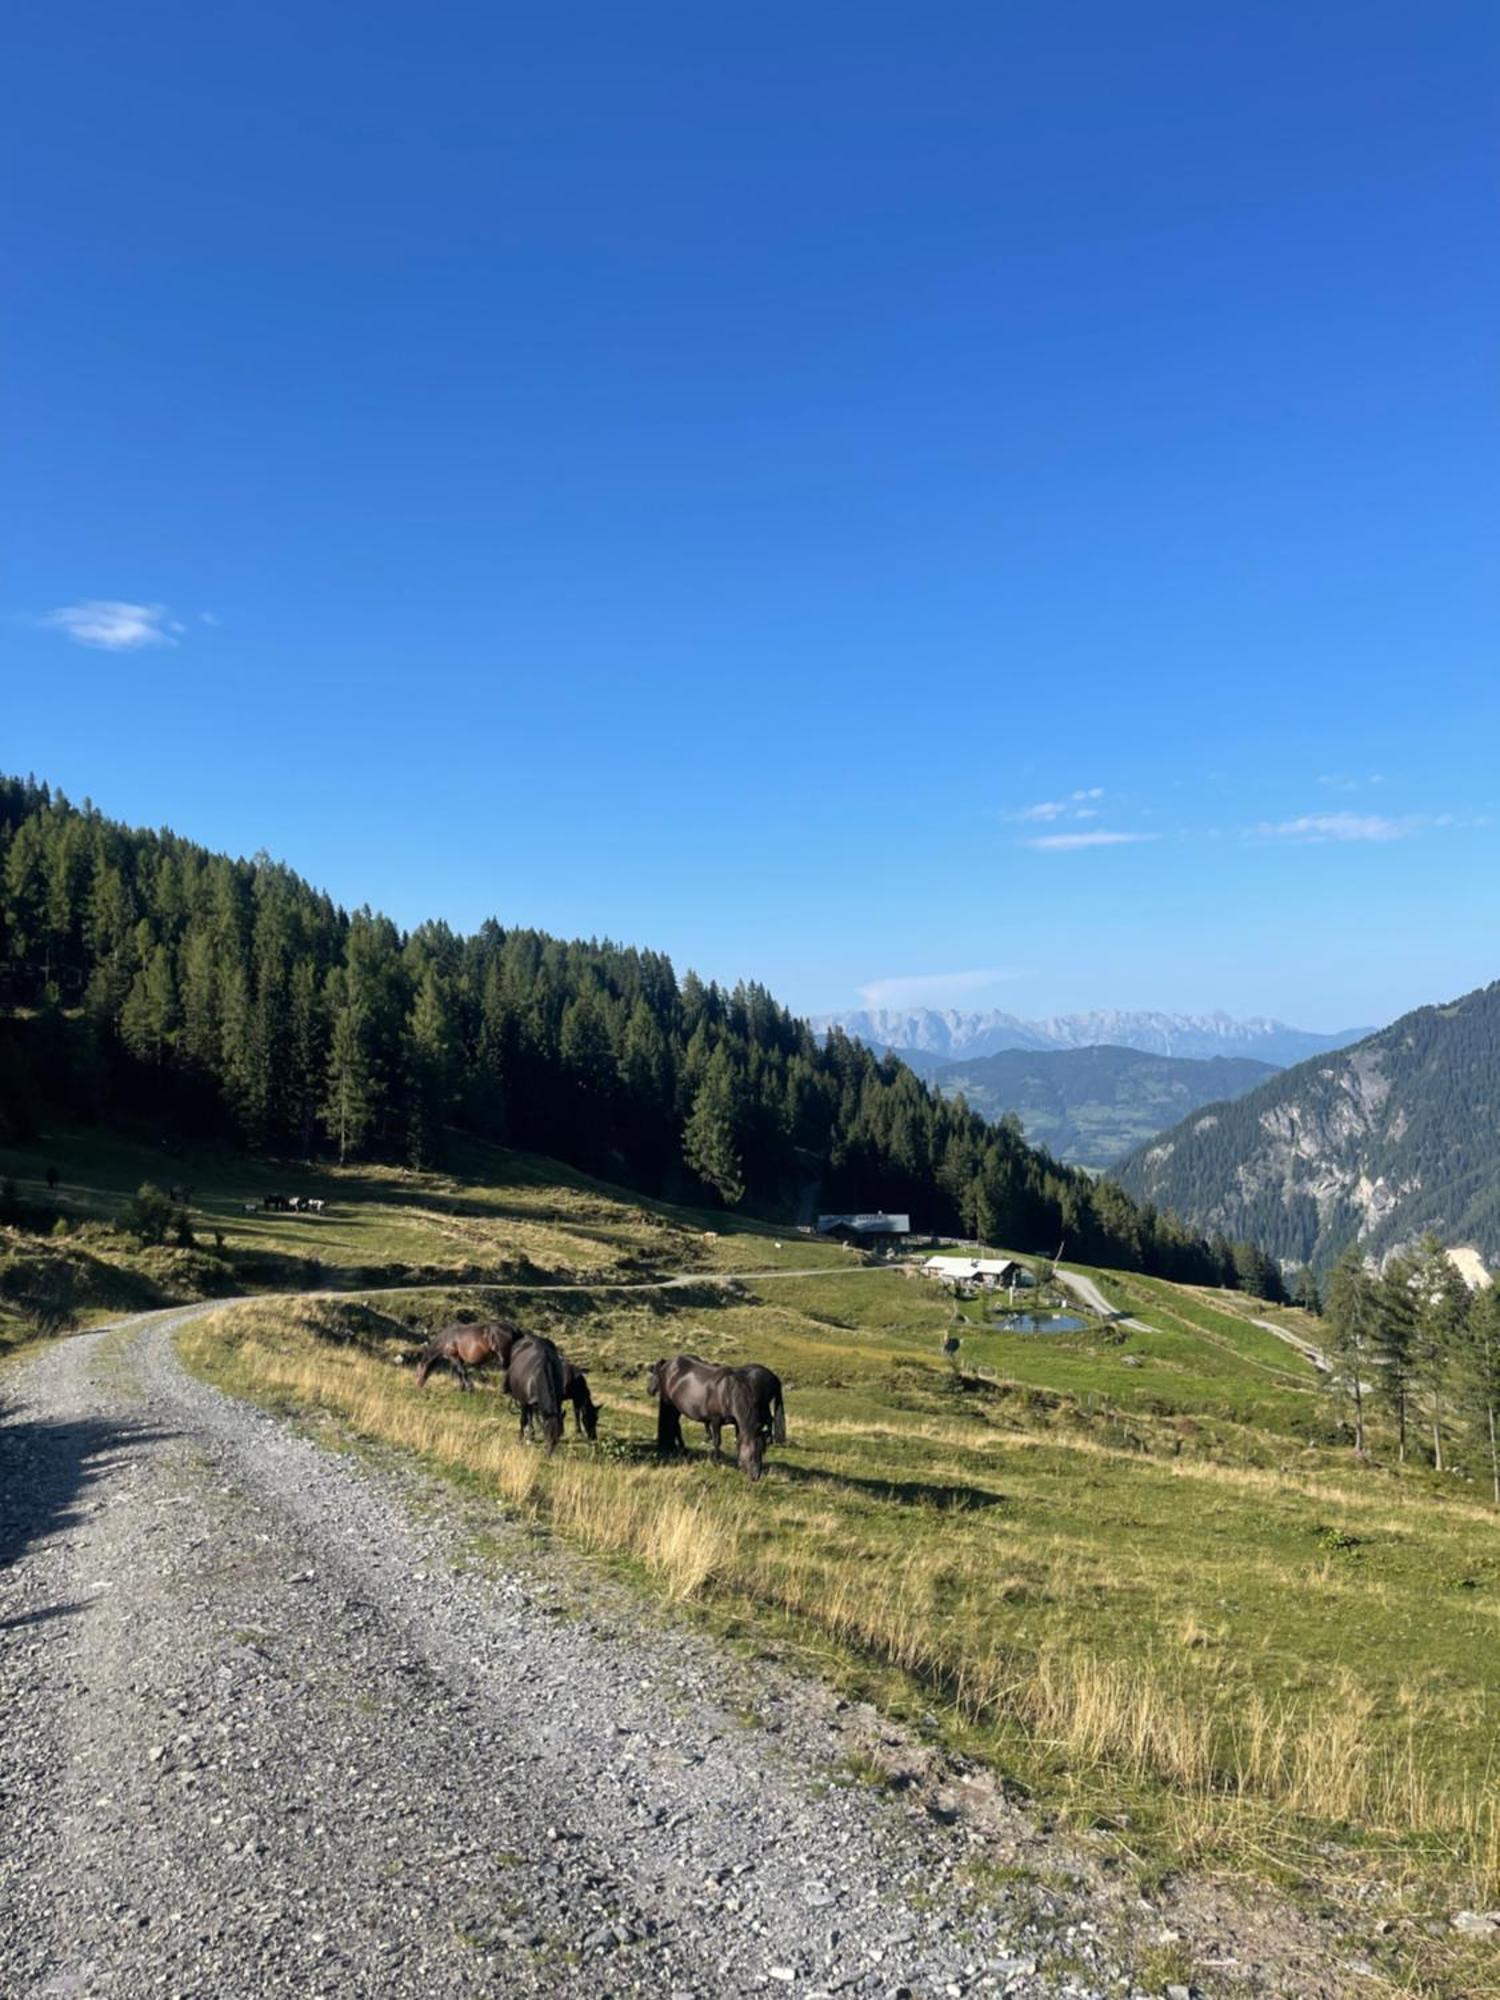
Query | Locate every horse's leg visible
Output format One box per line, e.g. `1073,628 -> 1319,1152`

707,1419 -> 722,1460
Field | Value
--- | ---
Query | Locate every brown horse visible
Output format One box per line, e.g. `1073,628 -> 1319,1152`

648,1355 -> 769,1481
505,1334 -> 566,1453
414,1320 -> 521,1391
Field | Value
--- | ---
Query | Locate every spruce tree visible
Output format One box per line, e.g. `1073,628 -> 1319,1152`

1323,1247 -> 1375,1453
683,1050 -> 744,1207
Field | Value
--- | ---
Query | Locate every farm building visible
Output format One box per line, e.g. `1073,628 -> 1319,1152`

921,1255 -> 1032,1290
816,1211 -> 911,1244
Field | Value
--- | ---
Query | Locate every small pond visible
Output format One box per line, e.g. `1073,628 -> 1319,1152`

989,1312 -> 1089,1335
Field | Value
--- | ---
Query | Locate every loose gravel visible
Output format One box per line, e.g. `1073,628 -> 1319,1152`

1,1309 -> 1362,1998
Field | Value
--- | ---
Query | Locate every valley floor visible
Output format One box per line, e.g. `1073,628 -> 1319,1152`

3,1309 -> 1368,2000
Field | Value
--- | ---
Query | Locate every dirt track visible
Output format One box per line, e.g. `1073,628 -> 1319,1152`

0,1309 -> 1361,1998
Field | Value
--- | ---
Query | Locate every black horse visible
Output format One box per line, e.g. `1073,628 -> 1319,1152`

505,1334 -> 566,1454
561,1359 -> 600,1440
731,1364 -> 786,1448
647,1355 -> 773,1481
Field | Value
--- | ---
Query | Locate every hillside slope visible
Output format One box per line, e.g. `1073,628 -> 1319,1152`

930,1044 -> 1275,1168
0,775 -> 1235,1285
1114,979 -> 1500,1270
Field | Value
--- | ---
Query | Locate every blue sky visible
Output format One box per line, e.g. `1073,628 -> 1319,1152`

6,1 -> 1496,1031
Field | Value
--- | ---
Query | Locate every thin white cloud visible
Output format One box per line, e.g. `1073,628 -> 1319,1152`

1317,772 -> 1386,793
1023,830 -> 1160,852
199,610 -> 221,628
858,968 -> 1023,1008
1253,812 -> 1421,844
41,600 -> 184,650
1014,785 -> 1105,823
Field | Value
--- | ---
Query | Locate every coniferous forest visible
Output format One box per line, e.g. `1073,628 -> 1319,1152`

0,777 -> 1263,1288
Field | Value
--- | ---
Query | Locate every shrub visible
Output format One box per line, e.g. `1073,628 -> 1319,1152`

121,1181 -> 175,1246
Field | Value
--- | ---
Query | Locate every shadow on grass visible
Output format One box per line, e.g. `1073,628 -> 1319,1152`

648,1438 -> 1008,1512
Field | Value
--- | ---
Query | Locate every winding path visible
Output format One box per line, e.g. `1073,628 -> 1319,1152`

0,1307 -> 1080,1999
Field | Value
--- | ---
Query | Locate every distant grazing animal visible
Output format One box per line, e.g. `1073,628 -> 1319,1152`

414,1321 -> 521,1391
504,1334 -> 565,1453
263,1193 -> 289,1212
648,1355 -> 770,1481
242,1201 -> 260,1214
561,1359 -> 600,1440
305,1198 -> 325,1214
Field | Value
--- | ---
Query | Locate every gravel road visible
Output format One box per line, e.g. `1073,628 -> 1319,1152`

0,1309 -> 1361,1999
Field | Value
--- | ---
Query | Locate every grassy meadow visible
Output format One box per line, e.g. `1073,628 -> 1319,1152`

10,1123 -> 1500,1980
180,1247 -> 1500,1962
0,1120 -> 851,1350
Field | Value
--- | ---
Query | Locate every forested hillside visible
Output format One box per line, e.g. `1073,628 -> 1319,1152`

0,778 -> 1249,1283
930,1045 -> 1275,1168
1115,980 -> 1500,1270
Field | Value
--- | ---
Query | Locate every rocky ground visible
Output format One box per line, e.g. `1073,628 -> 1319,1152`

1,1310 -> 1379,1997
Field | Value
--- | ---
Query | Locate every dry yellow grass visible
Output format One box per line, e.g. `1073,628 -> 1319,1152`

180,1295 -> 1500,1903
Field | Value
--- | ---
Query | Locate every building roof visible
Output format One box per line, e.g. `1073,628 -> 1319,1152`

816,1212 -> 911,1235
922,1256 -> 1023,1280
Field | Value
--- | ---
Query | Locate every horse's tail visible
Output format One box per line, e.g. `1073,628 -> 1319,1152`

771,1385 -> 786,1446
415,1343 -> 437,1389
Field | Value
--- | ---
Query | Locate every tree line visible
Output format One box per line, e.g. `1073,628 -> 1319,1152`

1322,1234 -> 1500,1500
0,777 -> 1272,1288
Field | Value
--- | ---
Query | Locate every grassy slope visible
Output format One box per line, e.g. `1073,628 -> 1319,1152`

10,1124 -> 1500,1977
0,1120 -> 852,1349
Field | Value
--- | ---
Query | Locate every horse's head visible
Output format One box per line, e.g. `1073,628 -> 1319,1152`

729,1379 -> 766,1481
573,1370 -> 600,1440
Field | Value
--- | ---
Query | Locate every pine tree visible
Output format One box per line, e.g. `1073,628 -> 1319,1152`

1458,1283 -> 1500,1506
323,983 -> 375,1164
406,967 -> 456,1167
1408,1234 -> 1469,1472
1323,1247 -> 1375,1453
683,1049 -> 744,1206
1374,1254 -> 1419,1462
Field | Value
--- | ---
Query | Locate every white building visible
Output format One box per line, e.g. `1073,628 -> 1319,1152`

921,1255 -> 1031,1290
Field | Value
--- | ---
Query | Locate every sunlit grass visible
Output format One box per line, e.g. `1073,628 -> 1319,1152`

182,1270 -> 1500,1910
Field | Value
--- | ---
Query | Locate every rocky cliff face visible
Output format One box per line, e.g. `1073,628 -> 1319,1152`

1116,983 -> 1500,1270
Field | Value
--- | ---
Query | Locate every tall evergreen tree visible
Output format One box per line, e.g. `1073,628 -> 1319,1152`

683,1049 -> 745,1207
1323,1247 -> 1375,1453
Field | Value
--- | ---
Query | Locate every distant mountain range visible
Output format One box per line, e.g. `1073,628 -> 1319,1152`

930,1046 -> 1277,1171
1113,980 -> 1500,1271
812,1007 -> 1371,1072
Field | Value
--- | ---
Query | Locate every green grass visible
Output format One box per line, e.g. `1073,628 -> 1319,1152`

0,1120 -> 850,1348
181,1253 -> 1500,1950
15,1124 -> 1500,1984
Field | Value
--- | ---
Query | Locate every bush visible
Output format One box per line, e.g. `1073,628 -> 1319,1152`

121,1181 -> 175,1246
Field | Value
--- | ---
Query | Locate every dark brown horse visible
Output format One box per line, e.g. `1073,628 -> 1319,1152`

647,1355 -> 769,1481
505,1333 -> 566,1453
730,1363 -> 786,1447
414,1321 -> 520,1391
561,1359 -> 600,1440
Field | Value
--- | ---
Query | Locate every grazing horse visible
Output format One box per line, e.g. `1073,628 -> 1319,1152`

414,1321 -> 521,1391
505,1334 -> 565,1453
561,1359 -> 600,1440
648,1355 -> 769,1481
731,1364 -> 786,1448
